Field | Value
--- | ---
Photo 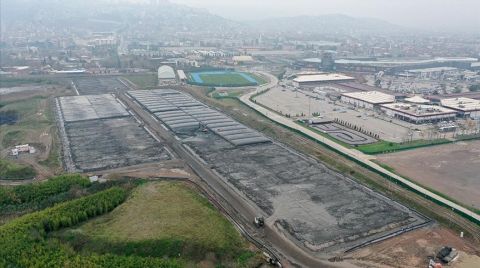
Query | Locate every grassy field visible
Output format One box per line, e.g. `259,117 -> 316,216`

122,73 -> 157,89
357,139 -> 451,154
57,181 -> 259,266
0,76 -> 57,88
0,159 -> 36,180
0,96 -> 61,177
189,72 -> 262,87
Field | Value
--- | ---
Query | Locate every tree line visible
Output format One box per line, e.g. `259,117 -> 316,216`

0,187 -> 181,268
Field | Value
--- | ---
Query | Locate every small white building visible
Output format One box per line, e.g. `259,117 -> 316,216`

177,70 -> 187,82
380,103 -> 457,124
11,144 -> 36,155
440,97 -> 480,119
157,65 -> 176,85
232,55 -> 254,64
340,91 -> 395,109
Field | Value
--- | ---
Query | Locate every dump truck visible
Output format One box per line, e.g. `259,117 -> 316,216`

254,216 -> 265,227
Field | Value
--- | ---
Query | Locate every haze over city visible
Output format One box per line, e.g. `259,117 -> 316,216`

1,0 -> 480,267
173,0 -> 480,31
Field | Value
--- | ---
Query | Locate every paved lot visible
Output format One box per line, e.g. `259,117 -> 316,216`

256,86 -> 428,142
378,140 -> 480,209
313,123 -> 377,145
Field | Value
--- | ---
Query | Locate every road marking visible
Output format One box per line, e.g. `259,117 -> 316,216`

72,82 -> 80,96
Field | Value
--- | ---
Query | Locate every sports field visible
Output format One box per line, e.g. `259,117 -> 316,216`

188,71 -> 264,87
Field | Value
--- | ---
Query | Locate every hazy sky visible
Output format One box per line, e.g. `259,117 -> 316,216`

172,0 -> 480,31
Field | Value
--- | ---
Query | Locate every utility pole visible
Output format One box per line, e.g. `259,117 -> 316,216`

308,97 -> 311,117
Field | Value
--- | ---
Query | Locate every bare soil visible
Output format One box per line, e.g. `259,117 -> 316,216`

378,141 -> 480,210
345,226 -> 480,268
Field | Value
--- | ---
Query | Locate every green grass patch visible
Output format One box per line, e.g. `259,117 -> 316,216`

0,159 -> 36,180
0,96 -> 60,170
249,73 -> 268,85
199,73 -> 252,86
0,76 -> 56,88
122,73 -> 157,89
57,181 -> 253,265
357,139 -> 451,154
2,130 -> 26,147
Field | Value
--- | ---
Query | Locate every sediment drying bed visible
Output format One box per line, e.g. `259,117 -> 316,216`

57,94 -> 170,172
185,133 -> 425,252
132,89 -> 428,253
72,77 -> 128,95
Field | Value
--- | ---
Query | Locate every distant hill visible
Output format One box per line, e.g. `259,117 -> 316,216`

248,14 -> 406,35
1,1 -> 405,38
1,0 -> 244,35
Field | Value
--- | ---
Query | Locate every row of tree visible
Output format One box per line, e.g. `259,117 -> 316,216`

0,187 -> 181,268
0,174 -> 91,206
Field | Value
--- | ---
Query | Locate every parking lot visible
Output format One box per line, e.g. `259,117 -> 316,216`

256,86 -> 429,142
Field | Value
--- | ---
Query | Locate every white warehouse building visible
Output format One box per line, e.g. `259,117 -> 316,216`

440,97 -> 480,119
380,103 -> 457,124
340,91 -> 395,109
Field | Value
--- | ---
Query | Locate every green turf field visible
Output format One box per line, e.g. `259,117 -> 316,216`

199,73 -> 252,86
188,71 -> 265,87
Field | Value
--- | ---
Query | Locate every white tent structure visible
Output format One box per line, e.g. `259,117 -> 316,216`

158,65 -> 176,84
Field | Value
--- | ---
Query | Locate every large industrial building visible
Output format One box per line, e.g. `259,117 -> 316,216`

292,73 -> 355,87
340,91 -> 395,109
335,57 -> 478,73
157,65 -> 176,85
380,103 -> 457,124
405,67 -> 459,79
440,97 -> 480,119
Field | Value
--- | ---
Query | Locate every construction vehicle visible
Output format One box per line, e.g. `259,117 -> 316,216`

437,246 -> 458,264
263,252 -> 282,267
428,258 -> 442,268
254,216 -> 265,227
